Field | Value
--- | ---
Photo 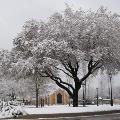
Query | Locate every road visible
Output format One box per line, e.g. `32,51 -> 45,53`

38,113 -> 120,120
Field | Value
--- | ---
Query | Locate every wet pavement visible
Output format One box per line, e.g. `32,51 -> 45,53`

38,113 -> 120,120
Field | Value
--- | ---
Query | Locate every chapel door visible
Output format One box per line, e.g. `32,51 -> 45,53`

57,93 -> 62,104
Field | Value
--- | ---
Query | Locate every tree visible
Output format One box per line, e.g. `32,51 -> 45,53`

11,53 -> 51,107
13,7 -> 120,107
0,49 -> 33,102
0,49 -> 13,78
12,20 -> 51,107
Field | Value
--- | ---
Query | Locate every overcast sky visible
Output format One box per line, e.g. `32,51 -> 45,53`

0,0 -> 120,50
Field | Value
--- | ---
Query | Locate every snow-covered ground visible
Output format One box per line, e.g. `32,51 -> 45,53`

24,104 -> 120,115
1,104 -> 120,118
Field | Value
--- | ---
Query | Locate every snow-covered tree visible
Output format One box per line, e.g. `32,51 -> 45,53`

13,7 -> 120,107
12,20 -> 52,107
0,49 -> 14,79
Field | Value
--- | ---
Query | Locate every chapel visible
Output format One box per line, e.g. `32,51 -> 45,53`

46,88 -> 70,105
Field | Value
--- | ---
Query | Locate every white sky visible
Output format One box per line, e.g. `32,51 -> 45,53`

0,0 -> 120,50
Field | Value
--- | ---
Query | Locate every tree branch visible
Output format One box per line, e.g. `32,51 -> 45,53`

45,70 -> 74,91
54,66 -> 74,78
88,56 -> 93,71
54,79 -> 73,98
91,64 -> 102,73
79,58 -> 103,87
75,62 -> 79,75
92,59 -> 102,68
79,71 -> 91,86
62,62 -> 72,74
54,76 -> 75,91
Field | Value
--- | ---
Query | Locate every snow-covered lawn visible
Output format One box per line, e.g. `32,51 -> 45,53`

24,104 -> 120,115
1,104 -> 120,118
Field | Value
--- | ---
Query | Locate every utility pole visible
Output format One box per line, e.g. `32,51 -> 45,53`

84,79 -> 87,106
82,61 -> 87,106
48,95 -> 49,106
109,73 -> 113,106
96,88 -> 99,106
108,78 -> 111,99
68,85 -> 70,106
87,84 -> 90,100
67,79 -> 71,106
82,84 -> 85,107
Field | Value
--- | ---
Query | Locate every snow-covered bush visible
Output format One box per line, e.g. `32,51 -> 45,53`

0,101 -> 26,118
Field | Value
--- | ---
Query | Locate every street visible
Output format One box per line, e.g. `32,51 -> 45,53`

38,113 -> 120,120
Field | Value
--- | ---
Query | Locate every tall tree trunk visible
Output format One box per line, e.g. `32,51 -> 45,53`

73,90 -> 78,107
35,83 -> 39,108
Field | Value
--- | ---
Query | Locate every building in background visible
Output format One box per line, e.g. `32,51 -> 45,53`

30,88 -> 70,106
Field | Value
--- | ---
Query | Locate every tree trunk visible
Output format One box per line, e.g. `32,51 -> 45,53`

35,83 -> 39,108
73,90 -> 78,107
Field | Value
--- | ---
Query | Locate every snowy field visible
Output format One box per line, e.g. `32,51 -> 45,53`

24,105 -> 120,114
1,104 -> 120,118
